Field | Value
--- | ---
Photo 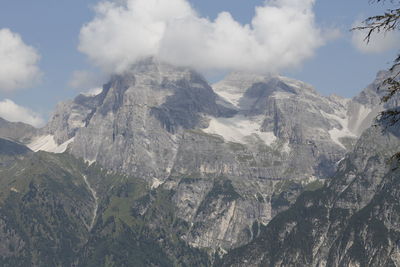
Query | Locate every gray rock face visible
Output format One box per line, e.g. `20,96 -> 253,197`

164,131 -> 277,250
210,72 -> 379,179
35,60 -> 387,252
64,59 -> 236,184
221,121 -> 400,266
45,93 -> 103,144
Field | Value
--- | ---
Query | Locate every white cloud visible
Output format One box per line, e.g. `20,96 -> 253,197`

79,0 -> 328,74
352,21 -> 400,54
0,29 -> 41,91
69,70 -> 107,90
0,99 -> 44,127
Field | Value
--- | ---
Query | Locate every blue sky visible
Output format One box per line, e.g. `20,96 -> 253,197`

0,0 -> 398,124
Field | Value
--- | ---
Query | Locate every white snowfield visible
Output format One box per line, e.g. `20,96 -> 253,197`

204,115 -> 277,146
324,113 -> 357,149
215,90 -> 243,108
322,104 -> 379,149
27,135 -> 74,154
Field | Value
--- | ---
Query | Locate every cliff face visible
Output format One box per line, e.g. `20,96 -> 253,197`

221,121 -> 400,266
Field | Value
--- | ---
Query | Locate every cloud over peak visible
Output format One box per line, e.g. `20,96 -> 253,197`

0,28 -> 41,92
79,0 -> 327,74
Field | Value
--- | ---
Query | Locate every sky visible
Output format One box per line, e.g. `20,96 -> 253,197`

0,0 -> 399,126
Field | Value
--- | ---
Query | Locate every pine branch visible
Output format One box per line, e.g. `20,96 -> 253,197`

352,8 -> 400,42
380,75 -> 400,103
380,109 -> 400,126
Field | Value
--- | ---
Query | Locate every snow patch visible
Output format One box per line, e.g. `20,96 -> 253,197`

321,110 -> 357,149
85,159 -> 97,166
28,135 -> 75,153
322,102 -> 375,149
204,115 -> 277,145
215,90 -> 243,107
328,128 -> 356,149
10,187 -> 19,193
301,175 -> 318,186
81,87 -> 103,97
336,157 -> 345,166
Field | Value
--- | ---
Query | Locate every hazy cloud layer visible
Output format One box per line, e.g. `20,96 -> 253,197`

0,99 -> 44,127
79,0 -> 326,74
0,29 -> 41,91
352,21 -> 400,54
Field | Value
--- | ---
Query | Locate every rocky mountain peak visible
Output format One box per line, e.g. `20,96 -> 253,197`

25,61 -> 390,184
213,72 -> 318,110
120,57 -> 205,86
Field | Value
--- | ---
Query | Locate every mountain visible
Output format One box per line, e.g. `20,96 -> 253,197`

30,61 -> 389,183
0,59 -> 397,266
16,59 -> 388,253
42,58 -> 235,177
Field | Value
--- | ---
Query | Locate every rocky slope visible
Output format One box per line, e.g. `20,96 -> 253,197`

221,119 -> 400,266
